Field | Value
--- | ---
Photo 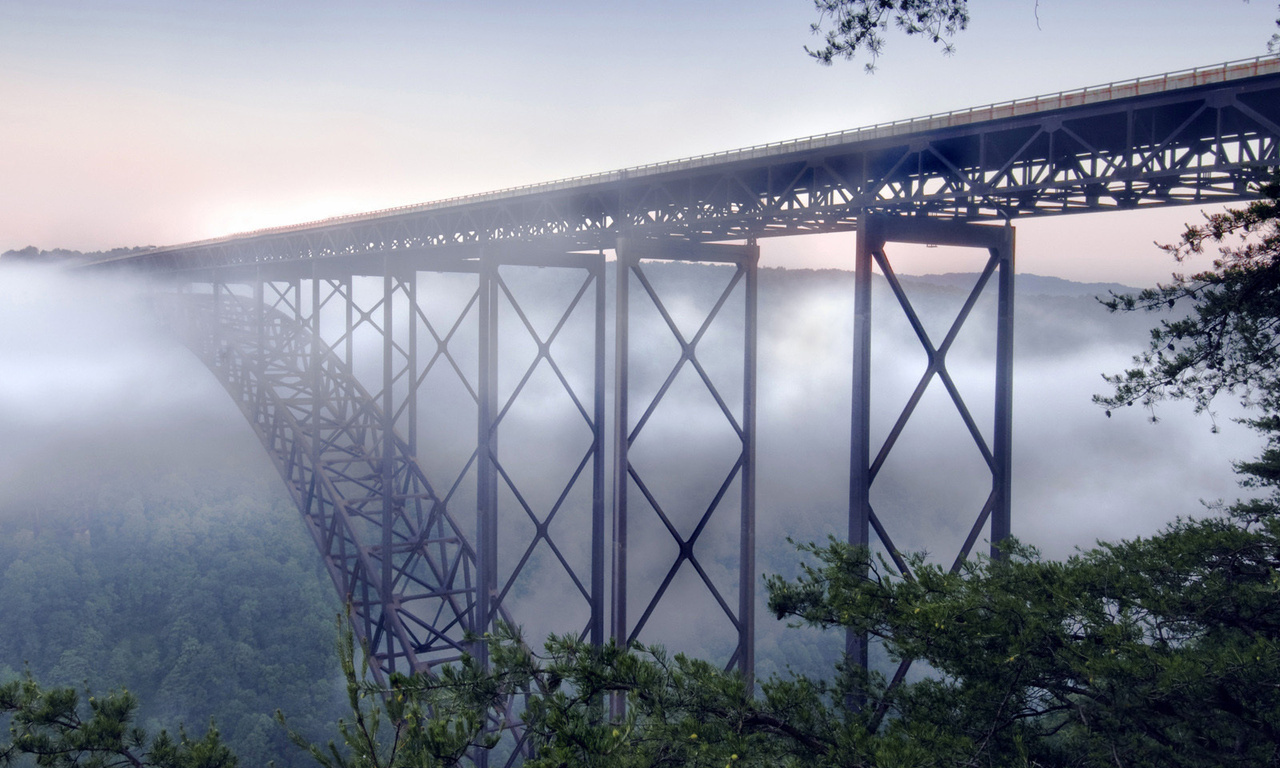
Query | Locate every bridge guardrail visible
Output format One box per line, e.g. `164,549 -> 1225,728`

92,54 -> 1280,262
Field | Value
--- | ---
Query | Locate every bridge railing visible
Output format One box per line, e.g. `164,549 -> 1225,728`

163,56 -> 1280,242
83,53 -> 1280,269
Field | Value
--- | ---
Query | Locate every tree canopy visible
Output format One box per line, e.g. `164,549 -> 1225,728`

0,673 -> 236,768
807,0 -> 1280,71
0,458 -> 346,767
1098,174 -> 1280,420
294,505 -> 1280,767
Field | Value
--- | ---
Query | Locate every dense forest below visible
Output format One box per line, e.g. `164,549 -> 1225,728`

0,419 -> 346,766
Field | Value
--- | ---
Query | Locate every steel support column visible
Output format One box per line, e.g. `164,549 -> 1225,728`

254,271 -> 264,427
610,245 -> 632,659
309,266 -> 323,615
992,227 -> 1016,551
476,249 -> 499,669
591,255 -> 607,648
740,241 -> 758,690
381,268 -> 397,673
847,216 -> 875,676
212,280 -> 221,339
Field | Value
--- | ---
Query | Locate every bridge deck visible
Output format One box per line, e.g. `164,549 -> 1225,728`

88,55 -> 1280,273
250,54 -> 1280,233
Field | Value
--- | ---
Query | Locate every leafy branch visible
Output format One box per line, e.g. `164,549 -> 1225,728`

807,0 -> 970,71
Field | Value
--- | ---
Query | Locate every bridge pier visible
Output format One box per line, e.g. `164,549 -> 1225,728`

612,237 -> 759,686
473,248 -> 609,662
848,214 -> 1015,692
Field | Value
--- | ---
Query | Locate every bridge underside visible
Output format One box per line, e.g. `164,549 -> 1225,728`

104,62 -> 1280,745
159,212 -> 1018,708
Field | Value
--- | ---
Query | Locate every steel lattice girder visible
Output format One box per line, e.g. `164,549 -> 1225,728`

89,59 -> 1280,276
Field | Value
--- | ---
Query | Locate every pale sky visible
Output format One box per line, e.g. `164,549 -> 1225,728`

2,0 -> 1277,284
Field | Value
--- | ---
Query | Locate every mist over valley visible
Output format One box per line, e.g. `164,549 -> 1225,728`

0,252 -> 1260,705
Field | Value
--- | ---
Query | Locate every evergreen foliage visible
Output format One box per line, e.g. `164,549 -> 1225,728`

0,463 -> 346,767
808,0 -> 969,70
0,672 -> 236,768
277,619 -> 491,768
319,507 -> 1280,767
1099,173 -> 1280,422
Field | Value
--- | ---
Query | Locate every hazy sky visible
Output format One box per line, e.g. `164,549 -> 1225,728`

2,0 -> 1277,283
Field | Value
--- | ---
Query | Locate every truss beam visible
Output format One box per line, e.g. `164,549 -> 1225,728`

92,60 -> 1280,276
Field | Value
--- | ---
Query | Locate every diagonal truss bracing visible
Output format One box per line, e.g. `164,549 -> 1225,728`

612,238 -> 758,682
475,251 -> 608,671
847,215 -> 1014,710
480,253 -> 607,647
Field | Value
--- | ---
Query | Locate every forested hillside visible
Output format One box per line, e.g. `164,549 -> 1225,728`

0,454 -> 346,766
0,266 -> 348,768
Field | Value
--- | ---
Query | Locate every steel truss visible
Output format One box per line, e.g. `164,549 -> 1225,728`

475,249 -> 607,655
92,58 -> 1280,757
848,214 -> 1014,704
99,58 -> 1280,275
165,247 -> 606,696
612,238 -> 757,681
167,216 -> 1002,696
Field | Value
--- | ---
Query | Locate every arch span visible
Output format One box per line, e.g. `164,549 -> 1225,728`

165,285 -> 493,680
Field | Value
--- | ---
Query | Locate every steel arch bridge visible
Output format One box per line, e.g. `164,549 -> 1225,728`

87,56 -> 1280,723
